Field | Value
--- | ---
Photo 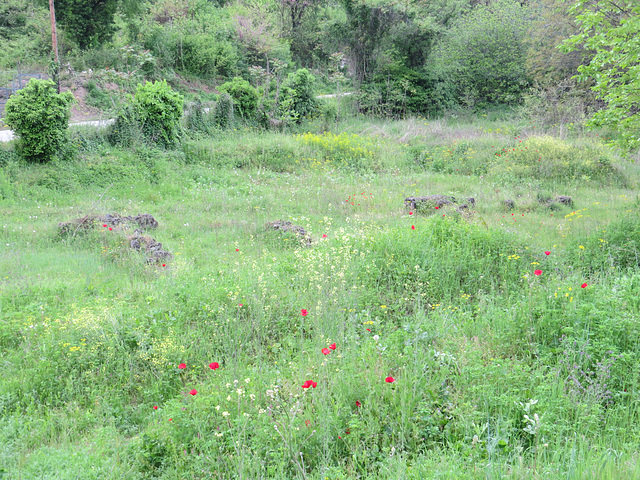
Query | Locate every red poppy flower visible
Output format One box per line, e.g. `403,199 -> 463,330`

409,211 -> 413,215
238,303 -> 243,307
301,309 -> 308,316
311,381 -> 317,388
153,406 -> 158,410
178,363 -> 186,369
385,376 -> 395,383
435,207 -> 439,210
209,362 -> 220,370
321,348 -> 330,355
162,264 -> 166,267
322,234 -> 327,238
169,418 -> 172,421
544,251 -> 551,255
235,248 -> 239,252
108,227 -> 113,231
534,270 -> 542,276
302,380 -> 313,389
102,224 -> 107,228
581,283 -> 588,288
189,389 -> 197,396
366,328 -> 371,332
411,225 -> 415,230
329,343 -> 336,350
356,400 -> 361,407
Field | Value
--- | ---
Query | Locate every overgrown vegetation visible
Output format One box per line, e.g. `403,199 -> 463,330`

4,78 -> 74,162
1,0 -> 640,478
1,109 -> 640,478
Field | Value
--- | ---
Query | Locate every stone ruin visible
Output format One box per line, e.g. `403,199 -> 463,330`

404,194 -> 476,213
58,213 -> 171,264
58,213 -> 159,236
129,234 -> 172,264
266,220 -> 312,245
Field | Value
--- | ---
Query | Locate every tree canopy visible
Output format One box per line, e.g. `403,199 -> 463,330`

562,0 -> 640,150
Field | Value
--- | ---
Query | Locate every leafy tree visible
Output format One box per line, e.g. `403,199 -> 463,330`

48,0 -> 119,49
432,0 -> 530,106
4,78 -> 74,162
279,68 -> 317,122
562,0 -> 640,151
131,80 -> 184,147
526,0 -> 590,84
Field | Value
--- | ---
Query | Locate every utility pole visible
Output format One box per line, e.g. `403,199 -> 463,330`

49,0 -> 60,93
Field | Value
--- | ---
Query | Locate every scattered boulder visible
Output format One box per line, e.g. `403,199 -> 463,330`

129,235 -> 172,263
266,220 -> 312,244
58,213 -> 159,236
503,199 -> 515,210
58,215 -> 98,236
102,213 -> 158,229
556,195 -> 573,206
405,195 -> 476,210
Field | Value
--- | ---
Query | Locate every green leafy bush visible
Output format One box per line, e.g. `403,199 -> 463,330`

279,68 -> 318,123
131,80 -> 184,148
433,0 -> 530,107
213,93 -> 234,128
4,78 -> 74,162
218,77 -> 258,119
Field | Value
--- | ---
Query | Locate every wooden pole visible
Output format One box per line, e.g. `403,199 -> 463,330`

49,0 -> 60,93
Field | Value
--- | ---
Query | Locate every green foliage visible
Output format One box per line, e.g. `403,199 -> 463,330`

562,0 -> 640,151
365,216 -> 528,306
4,79 -> 74,163
131,80 -> 184,148
568,214 -> 640,274
177,35 -> 237,78
433,0 -> 531,107
279,68 -> 318,123
297,131 -> 384,172
213,93 -> 234,128
218,77 -> 259,118
0,0 -> 49,68
488,136 -> 624,185
49,0 -> 119,49
359,64 -> 454,118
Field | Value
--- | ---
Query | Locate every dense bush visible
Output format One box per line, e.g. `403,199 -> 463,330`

4,78 -> 74,162
218,77 -> 259,118
131,80 -> 184,148
358,64 -> 455,118
279,68 -> 318,123
433,0 -> 531,107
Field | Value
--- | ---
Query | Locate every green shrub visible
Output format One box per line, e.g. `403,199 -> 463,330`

4,78 -> 74,162
131,80 -> 184,148
279,68 -> 318,123
213,93 -> 234,128
107,103 -> 144,147
433,0 -> 530,107
218,77 -> 258,119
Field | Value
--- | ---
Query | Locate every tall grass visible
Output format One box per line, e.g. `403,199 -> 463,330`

1,113 -> 639,478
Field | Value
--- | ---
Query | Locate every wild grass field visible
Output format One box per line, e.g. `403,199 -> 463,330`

1,112 -> 640,479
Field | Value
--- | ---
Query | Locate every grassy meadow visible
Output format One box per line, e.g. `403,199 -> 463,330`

1,111 -> 640,479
